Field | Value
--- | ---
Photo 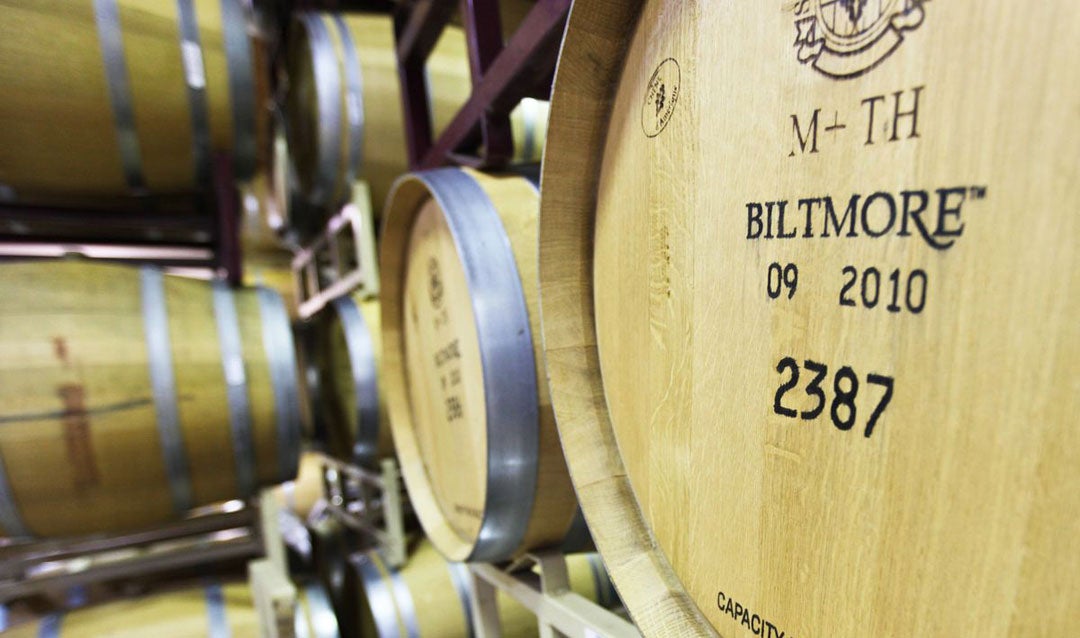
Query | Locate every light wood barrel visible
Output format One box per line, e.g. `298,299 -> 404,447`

381,168 -> 577,562
0,0 -> 268,204
294,581 -> 341,638
343,540 -> 617,638
316,295 -> 390,466
285,12 -> 468,213
308,515 -> 355,620
2,581 -> 260,637
539,1 -> 1080,636
0,260 -> 302,539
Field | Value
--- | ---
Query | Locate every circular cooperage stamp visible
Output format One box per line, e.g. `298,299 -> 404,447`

642,58 -> 681,138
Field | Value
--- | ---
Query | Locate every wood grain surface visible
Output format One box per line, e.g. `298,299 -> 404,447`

2,581 -> 258,637
382,168 -> 578,562
0,260 -> 298,538
539,1 -> 1080,636
0,0 -> 265,202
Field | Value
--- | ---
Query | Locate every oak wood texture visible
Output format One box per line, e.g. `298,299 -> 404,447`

538,1 -> 1080,636
0,0 -> 267,202
2,582 -> 258,637
381,168 -> 577,562
0,260 -> 299,538
316,295 -> 391,464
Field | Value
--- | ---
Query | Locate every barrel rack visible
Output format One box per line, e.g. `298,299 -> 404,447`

279,2 -> 641,636
0,505 -> 260,603
292,182 -> 380,320
0,153 -> 244,283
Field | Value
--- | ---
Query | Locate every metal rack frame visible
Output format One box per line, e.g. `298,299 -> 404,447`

0,508 -> 259,602
468,553 -> 639,638
0,153 -> 244,282
291,182 -> 380,319
394,0 -> 571,169
318,456 -> 407,568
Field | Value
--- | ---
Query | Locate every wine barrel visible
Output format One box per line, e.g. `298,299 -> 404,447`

309,515 -> 355,620
316,295 -> 390,466
294,581 -> 341,638
2,582 -> 260,637
0,261 -> 302,539
285,12 -> 466,213
538,1 -> 1080,636
0,0 -> 268,204
343,540 -> 617,638
381,168 -> 577,562
294,320 -> 326,444
284,13 -> 549,218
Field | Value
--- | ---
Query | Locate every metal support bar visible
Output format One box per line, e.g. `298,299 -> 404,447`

467,552 -> 639,638
416,0 -> 571,169
459,0 -> 513,165
394,0 -> 458,167
249,558 -> 297,638
318,455 -> 407,568
292,182 -> 379,319
378,458 -> 407,568
213,152 -> 243,285
251,490 -> 297,638
0,532 -> 259,602
261,490 -> 288,576
0,509 -> 253,579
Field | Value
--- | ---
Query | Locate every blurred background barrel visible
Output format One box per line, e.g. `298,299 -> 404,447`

380,168 -> 577,563
0,260 -> 302,538
293,581 -> 340,638
1,581 -> 259,637
0,0 -> 269,205
315,295 -> 389,466
285,12 -> 470,216
284,12 -> 548,230
342,540 -> 616,638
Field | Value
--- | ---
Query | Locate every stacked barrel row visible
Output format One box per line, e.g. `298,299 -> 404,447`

5,0 -> 1075,637
1,579 -> 338,637
246,4 -> 598,638
293,2 -> 1080,637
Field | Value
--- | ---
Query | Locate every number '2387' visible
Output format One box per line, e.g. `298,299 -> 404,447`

773,357 -> 894,438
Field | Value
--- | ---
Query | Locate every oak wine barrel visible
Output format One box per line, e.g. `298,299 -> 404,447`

284,12 -> 548,220
0,260 -> 302,539
381,168 -> 578,562
1,581 -> 261,637
343,540 -> 618,638
315,295 -> 390,466
0,0 -> 269,204
538,1 -> 1080,635
294,581 -> 341,638
308,515 -> 356,621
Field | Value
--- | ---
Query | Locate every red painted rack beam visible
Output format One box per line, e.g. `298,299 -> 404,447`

394,0 -> 571,170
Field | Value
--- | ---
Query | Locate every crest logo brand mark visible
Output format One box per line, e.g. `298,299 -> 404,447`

428,257 -> 444,309
793,0 -> 927,79
641,58 -> 680,138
